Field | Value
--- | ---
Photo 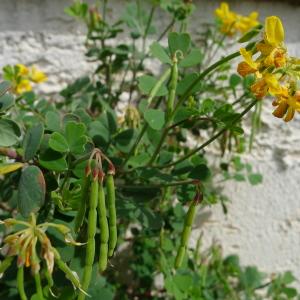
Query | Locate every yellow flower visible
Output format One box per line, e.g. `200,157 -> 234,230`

215,2 -> 238,35
237,48 -> 259,77
256,16 -> 287,68
272,89 -> 300,122
265,16 -> 284,46
250,73 -> 281,99
16,64 -> 29,76
236,12 -> 259,33
215,3 -> 259,36
29,66 -> 47,83
15,79 -> 32,94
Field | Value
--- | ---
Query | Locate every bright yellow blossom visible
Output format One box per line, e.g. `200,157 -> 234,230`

250,74 -> 281,99
237,48 -> 259,76
16,64 -> 29,76
15,79 -> 32,94
236,12 -> 259,33
265,16 -> 285,46
30,66 -> 47,83
215,2 -> 238,35
236,15 -> 300,121
215,2 -> 259,36
272,89 -> 300,122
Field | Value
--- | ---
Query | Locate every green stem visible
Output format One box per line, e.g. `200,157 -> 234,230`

158,18 -> 176,42
171,51 -> 241,120
121,69 -> 171,168
147,117 -> 215,167
17,267 -> 27,300
157,100 -> 257,169
34,273 -> 44,300
142,6 -> 155,53
249,100 -> 262,151
147,48 -> 253,166
116,179 -> 197,190
147,127 -> 168,166
54,250 -> 81,291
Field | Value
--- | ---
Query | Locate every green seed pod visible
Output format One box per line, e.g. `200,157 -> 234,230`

78,175 -> 99,300
174,200 -> 198,269
174,246 -> 186,269
17,267 -> 27,300
34,272 -> 44,300
106,173 -> 117,257
98,178 -> 109,272
0,256 -> 13,276
74,170 -> 90,233
166,59 -> 178,121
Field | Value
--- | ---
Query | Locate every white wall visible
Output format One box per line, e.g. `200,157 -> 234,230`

1,0 -> 300,282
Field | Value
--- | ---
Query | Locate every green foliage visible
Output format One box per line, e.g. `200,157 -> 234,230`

0,1 -> 296,300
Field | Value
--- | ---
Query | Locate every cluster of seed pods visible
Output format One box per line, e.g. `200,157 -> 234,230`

75,148 -> 117,300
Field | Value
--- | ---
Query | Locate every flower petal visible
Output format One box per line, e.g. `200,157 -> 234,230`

265,16 -> 284,46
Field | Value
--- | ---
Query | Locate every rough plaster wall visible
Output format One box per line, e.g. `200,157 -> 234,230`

0,0 -> 300,281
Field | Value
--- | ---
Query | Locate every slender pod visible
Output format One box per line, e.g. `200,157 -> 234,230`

78,170 -> 99,300
54,249 -> 83,293
44,267 -> 56,298
106,169 -> 117,257
34,272 -> 44,300
0,256 -> 14,276
17,266 -> 27,300
98,173 -> 109,272
166,56 -> 178,121
74,166 -> 91,233
174,190 -> 202,269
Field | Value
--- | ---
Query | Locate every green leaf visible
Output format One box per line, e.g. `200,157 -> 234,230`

150,42 -> 172,64
144,109 -> 165,130
229,74 -> 242,89
179,49 -> 203,68
282,287 -> 297,298
18,166 -> 46,217
89,121 -> 110,144
0,81 -> 11,97
238,25 -> 262,43
240,266 -> 264,289
45,111 -> 61,132
173,107 -> 196,124
114,129 -> 135,153
0,119 -> 21,147
199,98 -> 215,114
49,132 -> 69,153
248,173 -> 263,185
189,164 -> 211,181
282,271 -> 296,285
0,93 -> 14,112
64,122 -> 87,155
138,75 -> 168,96
177,73 -> 202,95
168,32 -> 191,56
230,126 -> 244,135
23,123 -> 44,161
233,173 -> 246,182
39,149 -> 68,172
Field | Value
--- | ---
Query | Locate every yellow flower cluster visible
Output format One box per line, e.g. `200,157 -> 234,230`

237,16 -> 300,122
2,64 -> 47,95
215,2 -> 259,36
